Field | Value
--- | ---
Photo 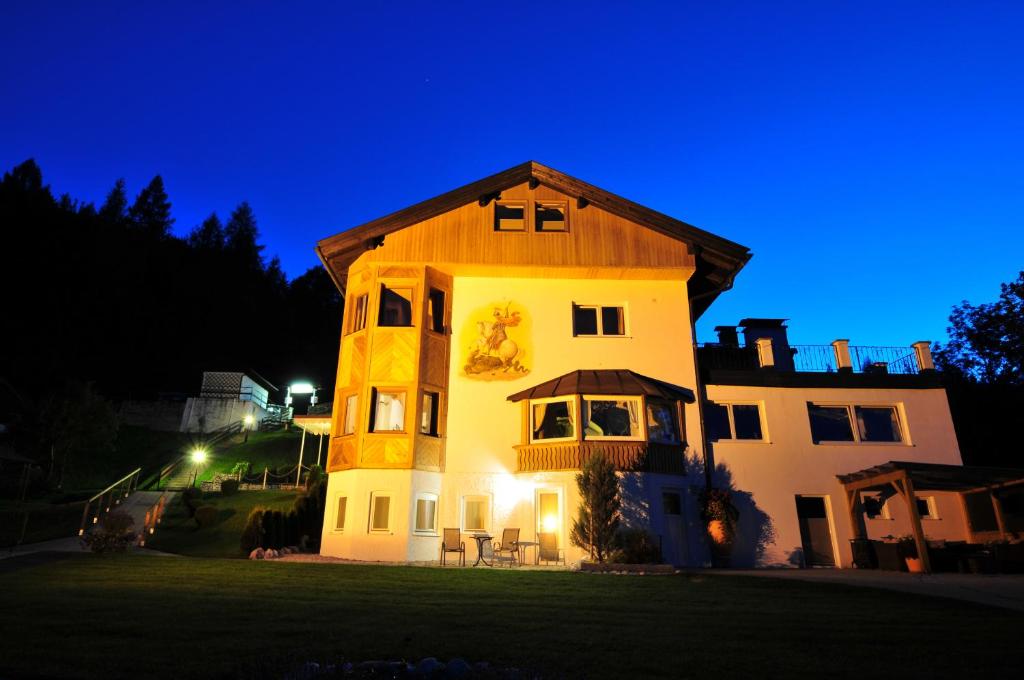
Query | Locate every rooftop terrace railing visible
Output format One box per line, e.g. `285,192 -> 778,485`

698,342 -> 926,375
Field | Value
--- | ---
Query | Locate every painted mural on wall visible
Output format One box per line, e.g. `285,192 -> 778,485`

461,301 -> 531,380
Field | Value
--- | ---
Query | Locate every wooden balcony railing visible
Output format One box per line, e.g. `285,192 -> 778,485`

514,441 -> 686,475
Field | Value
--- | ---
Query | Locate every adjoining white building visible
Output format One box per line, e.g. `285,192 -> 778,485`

313,162 -> 1020,569
179,371 -> 279,433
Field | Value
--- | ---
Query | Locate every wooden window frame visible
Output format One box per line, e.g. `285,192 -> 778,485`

535,200 -> 569,232
341,393 -> 359,435
369,388 -> 407,434
347,292 -> 369,334
582,394 -> 645,442
334,495 -> 348,532
529,396 -> 577,444
414,492 -> 439,535
493,200 -> 528,232
419,390 -> 441,437
368,491 -> 392,533
427,287 -> 447,334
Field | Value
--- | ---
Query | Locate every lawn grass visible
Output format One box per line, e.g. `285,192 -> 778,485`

0,556 -> 1018,679
198,429 -> 308,483
147,489 -> 299,558
0,498 -> 84,547
64,425 -> 193,491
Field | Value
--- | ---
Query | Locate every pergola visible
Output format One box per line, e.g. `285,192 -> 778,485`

292,415 -> 332,485
837,461 -> 1024,573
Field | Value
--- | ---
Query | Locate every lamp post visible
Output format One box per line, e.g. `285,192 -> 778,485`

190,447 -> 208,488
243,414 -> 255,443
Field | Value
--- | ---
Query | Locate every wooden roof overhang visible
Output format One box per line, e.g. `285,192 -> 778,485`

315,161 -> 752,319
506,369 -> 695,403
837,461 -> 1024,494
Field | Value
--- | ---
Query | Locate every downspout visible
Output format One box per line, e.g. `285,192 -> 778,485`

687,248 -> 742,491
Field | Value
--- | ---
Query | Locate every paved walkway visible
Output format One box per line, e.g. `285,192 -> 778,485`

719,568 -> 1024,612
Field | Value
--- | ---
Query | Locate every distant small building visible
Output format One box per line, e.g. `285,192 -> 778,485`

179,371 -> 282,433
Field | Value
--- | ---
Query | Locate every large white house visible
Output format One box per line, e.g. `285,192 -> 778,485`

313,162 -> 1012,569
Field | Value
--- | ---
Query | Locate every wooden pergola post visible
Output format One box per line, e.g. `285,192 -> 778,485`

892,473 -> 932,574
990,491 -> 1008,541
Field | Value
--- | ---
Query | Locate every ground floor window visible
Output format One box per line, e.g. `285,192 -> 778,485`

335,496 -> 347,531
369,492 -> 391,532
415,493 -> 438,534
463,495 -> 490,532
915,496 -> 938,519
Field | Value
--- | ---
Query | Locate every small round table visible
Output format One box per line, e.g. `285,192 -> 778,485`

516,540 -> 540,566
471,534 -> 493,567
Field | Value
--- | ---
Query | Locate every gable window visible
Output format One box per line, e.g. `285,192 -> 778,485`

915,496 -> 937,519
428,288 -> 446,333
535,201 -> 568,232
378,285 -> 413,327
349,293 -> 368,333
415,493 -> 438,534
335,496 -> 347,531
583,397 -> 641,439
573,304 -> 626,336
463,495 -> 490,532
531,398 -> 576,441
369,492 -> 391,532
808,404 -> 904,444
370,389 -> 406,432
706,402 -> 764,441
647,400 -> 681,444
342,394 -> 359,435
494,201 -> 526,231
420,391 -> 440,436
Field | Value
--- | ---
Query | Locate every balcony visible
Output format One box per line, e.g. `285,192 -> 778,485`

697,342 -> 928,375
515,441 -> 686,474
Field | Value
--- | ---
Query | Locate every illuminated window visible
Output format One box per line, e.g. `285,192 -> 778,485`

427,288 -> 446,333
342,394 -> 358,435
535,201 -> 568,232
371,389 -> 406,432
646,400 -> 681,444
415,493 -> 438,534
538,491 -> 560,535
420,391 -> 440,436
531,398 -> 575,441
378,285 -> 413,327
349,294 -> 368,333
463,495 -> 490,532
494,201 -> 526,231
583,397 -> 641,439
573,304 -> 625,336
335,496 -> 347,531
369,492 -> 390,532
706,403 -> 764,441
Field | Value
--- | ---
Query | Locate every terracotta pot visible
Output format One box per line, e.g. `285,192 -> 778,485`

905,557 -> 924,573
707,519 -> 730,545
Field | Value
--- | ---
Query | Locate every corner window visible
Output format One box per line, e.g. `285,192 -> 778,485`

573,304 -> 625,336
415,493 -> 438,534
646,400 -> 681,444
706,402 -> 764,441
915,497 -> 937,519
335,496 -> 348,531
378,285 -> 413,327
494,201 -> 526,231
808,404 -> 904,444
583,397 -> 641,439
420,391 -> 440,436
342,394 -> 358,435
427,288 -> 446,333
371,389 -> 406,432
463,495 -> 490,532
535,201 -> 568,232
349,293 -> 368,333
531,398 -> 576,441
369,492 -> 391,532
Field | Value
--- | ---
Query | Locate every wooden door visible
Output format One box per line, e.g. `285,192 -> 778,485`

795,495 -> 836,567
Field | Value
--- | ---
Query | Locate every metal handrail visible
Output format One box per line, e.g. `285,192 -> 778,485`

78,467 -> 141,536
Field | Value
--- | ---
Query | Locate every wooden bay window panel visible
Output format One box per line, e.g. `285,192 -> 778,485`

583,397 -> 641,439
378,285 -> 414,327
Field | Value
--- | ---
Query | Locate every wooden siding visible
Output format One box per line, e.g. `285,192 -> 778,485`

515,441 -> 686,475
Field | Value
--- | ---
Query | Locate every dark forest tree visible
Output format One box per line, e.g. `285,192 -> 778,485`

127,175 -> 174,237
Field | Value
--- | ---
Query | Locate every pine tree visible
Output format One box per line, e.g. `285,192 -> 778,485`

98,178 -> 128,224
128,175 -> 173,237
187,212 -> 225,250
570,452 -> 620,562
224,201 -> 264,269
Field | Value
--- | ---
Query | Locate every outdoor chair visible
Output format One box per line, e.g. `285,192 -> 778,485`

492,528 -> 521,567
441,528 -> 465,566
538,532 -> 565,565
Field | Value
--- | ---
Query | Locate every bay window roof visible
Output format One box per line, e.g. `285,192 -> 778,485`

506,369 -> 695,403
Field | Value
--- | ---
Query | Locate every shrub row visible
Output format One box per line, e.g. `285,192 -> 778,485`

240,478 -> 327,555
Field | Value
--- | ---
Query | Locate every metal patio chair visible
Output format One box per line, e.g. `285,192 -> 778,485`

538,532 -> 565,565
492,528 -> 521,567
441,528 -> 465,566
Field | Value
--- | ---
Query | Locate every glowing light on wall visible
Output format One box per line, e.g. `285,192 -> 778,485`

542,514 -> 558,533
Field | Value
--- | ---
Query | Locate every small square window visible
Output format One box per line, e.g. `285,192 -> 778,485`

916,497 -> 936,519
428,288 -> 446,334
732,404 -> 763,440
349,294 -> 368,333
343,394 -> 358,435
705,403 -> 731,441
535,201 -> 567,232
420,391 -> 440,436
494,201 -> 526,231
601,307 -> 625,335
415,494 -> 438,534
573,305 -> 599,336
371,389 -> 406,432
379,286 -> 413,327
369,493 -> 391,532
463,495 -> 490,532
335,496 -> 347,531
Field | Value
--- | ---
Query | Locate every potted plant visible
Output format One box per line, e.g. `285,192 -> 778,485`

898,535 -> 925,573
699,487 -> 738,567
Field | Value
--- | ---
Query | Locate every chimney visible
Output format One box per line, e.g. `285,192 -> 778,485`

739,319 -> 794,371
714,326 -> 740,347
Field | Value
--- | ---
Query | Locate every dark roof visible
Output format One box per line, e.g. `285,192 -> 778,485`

506,369 -> 695,403
315,161 -> 752,319
836,461 -> 1024,492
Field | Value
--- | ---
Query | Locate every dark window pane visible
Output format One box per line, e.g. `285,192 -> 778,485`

428,288 -> 445,333
420,392 -> 439,436
535,202 -> 567,231
732,405 -> 762,440
351,294 -> 368,332
533,400 -> 574,440
573,306 -> 598,335
965,491 -> 998,532
795,496 -> 827,519
494,202 -> 525,231
601,306 -> 624,335
662,492 -> 682,515
705,403 -> 731,441
808,404 -> 854,443
647,401 -> 680,444
855,406 -> 902,442
379,286 -> 413,326
863,495 -> 884,519
915,498 -> 932,518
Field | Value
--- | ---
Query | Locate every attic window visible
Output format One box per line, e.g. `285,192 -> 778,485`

535,201 -> 567,232
494,201 -> 526,231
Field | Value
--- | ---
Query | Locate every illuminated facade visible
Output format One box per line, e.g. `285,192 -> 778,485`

314,162 -> 965,568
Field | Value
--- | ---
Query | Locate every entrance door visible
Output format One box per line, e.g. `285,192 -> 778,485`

661,490 -> 688,566
795,495 -> 836,567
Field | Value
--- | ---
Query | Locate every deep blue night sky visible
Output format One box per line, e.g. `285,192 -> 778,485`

2,1 -> 1022,346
